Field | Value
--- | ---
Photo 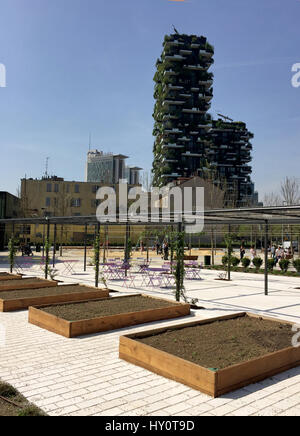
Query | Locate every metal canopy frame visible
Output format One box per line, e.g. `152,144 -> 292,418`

1,204 -> 300,226
1,205 -> 300,295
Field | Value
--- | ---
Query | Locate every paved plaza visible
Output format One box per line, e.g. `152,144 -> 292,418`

1,253 -> 300,416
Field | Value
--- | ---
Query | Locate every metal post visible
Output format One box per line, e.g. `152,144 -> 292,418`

214,226 -> 217,255
211,228 -> 215,266
52,224 -> 57,268
84,224 -> 87,272
124,223 -> 129,277
42,224 -> 45,258
265,220 -> 269,296
227,225 -> 231,281
59,225 -> 63,257
95,222 -> 100,288
103,225 -> 108,264
45,218 -> 50,279
10,222 -> 15,274
176,222 -> 184,302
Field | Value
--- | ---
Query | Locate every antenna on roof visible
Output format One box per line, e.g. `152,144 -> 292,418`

89,132 -> 92,151
217,113 -> 234,122
172,25 -> 179,34
45,157 -> 50,178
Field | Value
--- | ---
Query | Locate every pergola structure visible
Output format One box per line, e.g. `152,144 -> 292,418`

1,205 -> 300,294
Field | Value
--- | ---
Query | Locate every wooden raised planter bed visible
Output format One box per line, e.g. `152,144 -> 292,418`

119,312 -> 300,398
0,277 -> 58,292
184,255 -> 198,261
28,294 -> 190,338
0,284 -> 110,312
0,273 -> 23,281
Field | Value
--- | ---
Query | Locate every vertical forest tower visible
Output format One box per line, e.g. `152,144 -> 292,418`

152,33 -> 214,187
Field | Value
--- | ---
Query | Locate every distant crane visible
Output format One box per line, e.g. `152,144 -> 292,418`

217,113 -> 234,122
172,25 -> 179,34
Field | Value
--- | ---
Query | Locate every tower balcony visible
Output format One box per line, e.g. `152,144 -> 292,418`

198,123 -> 212,129
179,93 -> 192,98
184,64 -> 207,71
162,99 -> 185,107
165,128 -> 183,134
162,114 -> 179,121
180,49 -> 192,56
167,85 -> 184,91
165,54 -> 186,61
161,173 -> 181,178
199,49 -> 213,58
162,143 -> 185,149
163,69 -> 179,77
197,138 -> 211,144
182,108 -> 206,114
182,152 -> 203,157
199,80 -> 213,87
162,159 -> 178,163
199,92 -> 213,102
164,40 -> 184,47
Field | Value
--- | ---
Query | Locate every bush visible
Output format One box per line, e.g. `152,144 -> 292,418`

222,255 -> 228,266
253,257 -> 263,271
222,255 -> 239,267
231,257 -> 240,267
241,257 -> 251,269
279,259 -> 290,273
267,258 -> 276,271
293,259 -> 300,273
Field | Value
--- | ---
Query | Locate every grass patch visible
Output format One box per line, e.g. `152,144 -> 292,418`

0,381 -> 46,417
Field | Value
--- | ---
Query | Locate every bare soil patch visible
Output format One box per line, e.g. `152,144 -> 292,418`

42,295 -> 174,321
138,316 -> 294,370
0,285 -> 104,300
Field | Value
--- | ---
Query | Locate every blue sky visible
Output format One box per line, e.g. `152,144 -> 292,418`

0,0 -> 299,199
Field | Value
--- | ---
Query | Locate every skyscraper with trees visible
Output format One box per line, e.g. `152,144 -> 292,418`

152,33 -> 214,187
152,32 -> 258,207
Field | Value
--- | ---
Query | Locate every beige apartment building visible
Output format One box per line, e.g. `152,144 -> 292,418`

20,177 -> 144,245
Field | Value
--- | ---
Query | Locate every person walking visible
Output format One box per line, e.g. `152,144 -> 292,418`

164,241 -> 169,261
240,245 -> 245,260
250,246 -> 256,265
271,245 -> 276,259
275,246 -> 283,266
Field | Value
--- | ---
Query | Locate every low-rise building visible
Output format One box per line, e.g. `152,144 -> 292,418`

20,176 -> 143,244
0,191 -> 21,249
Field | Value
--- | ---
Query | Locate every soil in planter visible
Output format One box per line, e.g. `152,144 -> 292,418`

0,285 -> 104,300
0,278 -> 51,289
42,295 -> 174,321
138,316 -> 294,370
